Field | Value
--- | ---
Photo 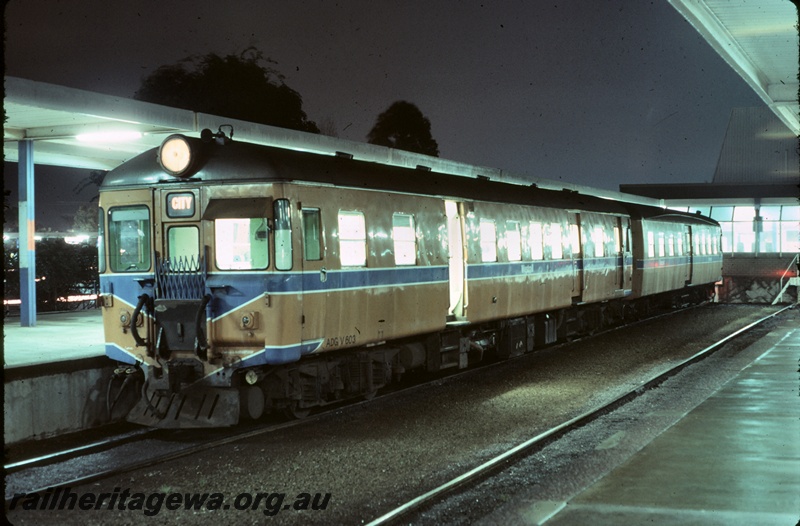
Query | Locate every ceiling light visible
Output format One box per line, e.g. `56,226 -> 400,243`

75,131 -> 143,143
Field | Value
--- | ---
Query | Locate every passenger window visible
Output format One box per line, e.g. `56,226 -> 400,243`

506,221 -> 521,262
392,213 -> 417,266
167,226 -> 200,268
592,226 -> 605,258
568,223 -> 579,258
647,231 -> 655,258
215,218 -> 269,270
274,199 -> 292,271
529,222 -> 544,260
667,234 -> 675,257
339,211 -> 367,267
480,219 -> 497,262
302,208 -> 323,261
547,223 -> 563,260
108,206 -> 151,272
657,232 -> 666,258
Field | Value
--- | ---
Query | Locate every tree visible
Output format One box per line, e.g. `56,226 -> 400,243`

366,101 -> 439,157
72,204 -> 98,233
135,47 -> 319,133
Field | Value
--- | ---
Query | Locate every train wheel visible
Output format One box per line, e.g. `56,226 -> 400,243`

240,385 -> 265,420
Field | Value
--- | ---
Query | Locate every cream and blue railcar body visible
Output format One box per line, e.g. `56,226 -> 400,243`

99,132 -> 721,427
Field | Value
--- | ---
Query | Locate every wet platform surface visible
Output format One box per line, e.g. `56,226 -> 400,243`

3,310 -> 105,369
538,323 -> 800,525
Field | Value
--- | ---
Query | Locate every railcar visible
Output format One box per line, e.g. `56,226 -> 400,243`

100,129 -> 722,427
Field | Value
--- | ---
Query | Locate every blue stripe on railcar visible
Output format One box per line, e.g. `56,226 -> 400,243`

101,265 -> 450,318
465,256 -> 626,281
635,254 -> 722,270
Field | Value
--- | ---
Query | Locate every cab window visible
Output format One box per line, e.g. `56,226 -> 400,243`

108,206 -> 151,272
274,199 -> 292,271
97,207 -> 106,273
167,225 -> 200,268
215,218 -> 269,270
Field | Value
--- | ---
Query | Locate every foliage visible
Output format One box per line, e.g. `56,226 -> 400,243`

4,239 -> 99,312
366,101 -> 439,157
135,47 -> 320,133
73,204 -> 98,233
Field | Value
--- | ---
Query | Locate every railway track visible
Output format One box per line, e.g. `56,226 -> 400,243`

4,428 -> 156,474
5,304 -> 789,510
365,304 -> 794,525
4,301 -> 699,499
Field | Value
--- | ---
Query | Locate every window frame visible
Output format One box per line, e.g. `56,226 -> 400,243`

302,208 -> 323,261
107,205 -> 152,273
479,218 -> 498,263
214,217 -> 270,271
392,213 -> 417,266
338,210 -> 367,267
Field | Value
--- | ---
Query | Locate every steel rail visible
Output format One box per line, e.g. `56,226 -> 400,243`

4,428 -> 156,474
3,414 -> 317,505
365,304 -> 794,526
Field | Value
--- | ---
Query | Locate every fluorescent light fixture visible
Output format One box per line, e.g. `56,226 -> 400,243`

76,130 -> 143,143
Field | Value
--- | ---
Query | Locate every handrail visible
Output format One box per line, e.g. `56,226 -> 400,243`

773,253 -> 799,305
778,253 -> 799,282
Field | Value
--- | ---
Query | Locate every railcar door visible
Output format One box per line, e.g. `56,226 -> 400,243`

569,213 -> 583,302
153,188 -> 208,355
617,217 -> 633,294
299,205 -> 328,347
446,200 -> 467,321
685,225 -> 694,284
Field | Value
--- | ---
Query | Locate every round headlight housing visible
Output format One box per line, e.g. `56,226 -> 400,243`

158,135 -> 195,176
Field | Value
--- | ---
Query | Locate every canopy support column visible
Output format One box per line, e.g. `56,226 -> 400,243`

18,140 -> 36,327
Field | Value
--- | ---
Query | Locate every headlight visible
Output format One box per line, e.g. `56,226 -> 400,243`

158,135 -> 195,176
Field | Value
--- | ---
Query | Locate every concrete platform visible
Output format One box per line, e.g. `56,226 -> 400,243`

539,323 -> 800,524
4,310 -> 115,444
3,309 -> 105,369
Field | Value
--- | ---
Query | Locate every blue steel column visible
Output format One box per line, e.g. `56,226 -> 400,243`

18,140 -> 36,327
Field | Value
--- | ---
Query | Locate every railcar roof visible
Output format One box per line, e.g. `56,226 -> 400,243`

102,138 -> 709,223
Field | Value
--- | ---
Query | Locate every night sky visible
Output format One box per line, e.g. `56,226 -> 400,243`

4,0 -> 766,229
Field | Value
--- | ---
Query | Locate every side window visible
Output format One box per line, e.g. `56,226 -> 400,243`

97,207 -> 106,273
215,218 -> 269,270
273,199 -> 292,271
506,221 -> 521,262
592,226 -> 605,258
108,206 -> 151,272
339,211 -> 367,267
167,225 -> 200,268
657,232 -> 666,258
529,222 -> 544,260
547,223 -> 563,260
647,231 -> 655,258
480,219 -> 497,262
392,213 -> 417,266
302,208 -> 323,261
667,233 -> 675,257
